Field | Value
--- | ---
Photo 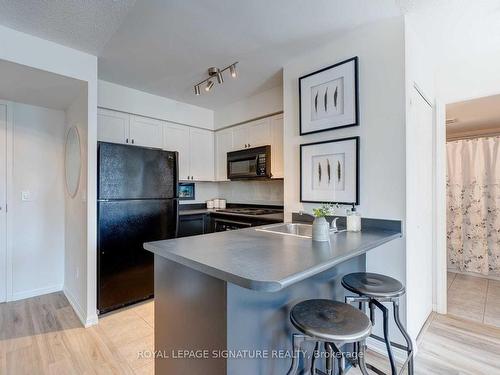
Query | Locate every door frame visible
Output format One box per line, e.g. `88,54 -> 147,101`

0,100 -> 13,302
434,100 -> 447,314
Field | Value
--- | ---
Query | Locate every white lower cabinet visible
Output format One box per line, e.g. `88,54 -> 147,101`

163,123 -> 214,181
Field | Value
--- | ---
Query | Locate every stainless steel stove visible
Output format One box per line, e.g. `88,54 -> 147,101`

216,207 -> 283,216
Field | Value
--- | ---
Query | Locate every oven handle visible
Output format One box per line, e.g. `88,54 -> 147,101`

214,218 -> 253,227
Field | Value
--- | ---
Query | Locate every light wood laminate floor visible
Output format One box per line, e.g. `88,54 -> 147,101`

1,292 -> 500,374
448,272 -> 500,327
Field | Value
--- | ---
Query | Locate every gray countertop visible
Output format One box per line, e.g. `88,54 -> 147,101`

144,223 -> 402,292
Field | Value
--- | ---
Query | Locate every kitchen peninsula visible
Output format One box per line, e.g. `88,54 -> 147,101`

144,219 -> 402,374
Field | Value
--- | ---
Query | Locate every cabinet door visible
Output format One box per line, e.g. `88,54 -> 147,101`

247,118 -> 271,148
97,108 -> 130,144
270,114 -> 284,179
232,125 -> 248,150
190,128 -> 214,181
215,128 -> 233,181
163,122 -> 190,180
232,118 -> 271,150
129,115 -> 163,148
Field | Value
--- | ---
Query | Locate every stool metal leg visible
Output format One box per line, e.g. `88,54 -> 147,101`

393,299 -> 414,375
372,299 -> 397,375
287,334 -> 307,375
311,341 -> 320,375
357,340 -> 370,375
325,342 -> 335,375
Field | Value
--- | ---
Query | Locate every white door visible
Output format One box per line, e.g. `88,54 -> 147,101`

0,103 -> 7,302
97,108 -> 130,144
215,128 -> 233,181
190,128 -> 214,181
129,115 -> 163,148
163,122 -> 191,180
270,114 -> 284,179
406,87 -> 434,339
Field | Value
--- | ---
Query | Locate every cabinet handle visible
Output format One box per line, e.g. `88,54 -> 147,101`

131,139 -> 134,144
126,138 -> 129,143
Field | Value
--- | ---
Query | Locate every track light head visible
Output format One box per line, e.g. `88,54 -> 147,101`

216,72 -> 224,84
230,64 -> 237,78
205,80 -> 214,91
194,85 -> 201,95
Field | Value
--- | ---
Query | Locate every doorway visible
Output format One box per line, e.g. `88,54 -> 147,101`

445,94 -> 500,327
0,102 -> 7,302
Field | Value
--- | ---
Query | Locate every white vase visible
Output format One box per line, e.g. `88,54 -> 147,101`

312,217 -> 330,242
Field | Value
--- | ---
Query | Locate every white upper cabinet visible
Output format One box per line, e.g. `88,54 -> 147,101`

97,108 -> 130,144
98,108 -> 162,149
232,118 -> 271,150
270,114 -> 284,179
163,123 -> 214,181
189,128 -> 214,181
214,114 -> 283,181
163,122 -> 190,180
129,115 -> 163,148
215,128 -> 233,181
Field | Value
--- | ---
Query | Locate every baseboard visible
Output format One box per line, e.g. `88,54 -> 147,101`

63,287 -> 98,328
10,284 -> 63,302
366,336 -> 412,364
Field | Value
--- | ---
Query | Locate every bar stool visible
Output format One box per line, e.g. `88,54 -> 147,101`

287,299 -> 371,375
342,272 -> 414,375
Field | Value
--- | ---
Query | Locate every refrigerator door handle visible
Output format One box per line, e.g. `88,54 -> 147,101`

174,198 -> 180,238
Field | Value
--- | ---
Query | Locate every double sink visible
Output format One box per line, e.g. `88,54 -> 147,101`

256,223 -> 345,238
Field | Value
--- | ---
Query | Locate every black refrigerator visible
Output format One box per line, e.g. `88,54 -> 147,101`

97,142 -> 179,314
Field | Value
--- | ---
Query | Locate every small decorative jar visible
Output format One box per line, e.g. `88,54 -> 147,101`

312,216 -> 330,242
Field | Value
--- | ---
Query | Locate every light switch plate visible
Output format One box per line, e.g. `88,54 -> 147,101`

21,191 -> 31,201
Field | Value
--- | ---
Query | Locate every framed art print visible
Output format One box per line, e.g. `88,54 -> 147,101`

300,137 -> 359,204
299,57 -> 358,135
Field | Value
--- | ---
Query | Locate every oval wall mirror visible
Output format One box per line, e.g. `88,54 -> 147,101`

65,127 -> 81,198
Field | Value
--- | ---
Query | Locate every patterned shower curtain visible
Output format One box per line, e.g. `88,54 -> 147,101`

447,136 -> 500,276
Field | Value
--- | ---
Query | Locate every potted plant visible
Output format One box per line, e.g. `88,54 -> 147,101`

312,203 -> 335,242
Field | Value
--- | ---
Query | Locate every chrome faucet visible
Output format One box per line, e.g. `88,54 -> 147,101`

330,217 -> 339,232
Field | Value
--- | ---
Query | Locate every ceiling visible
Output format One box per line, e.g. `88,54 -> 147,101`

0,0 -> 402,110
446,94 -> 500,138
0,59 -> 85,110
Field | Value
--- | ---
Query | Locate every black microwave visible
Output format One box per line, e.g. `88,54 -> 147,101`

227,145 -> 271,180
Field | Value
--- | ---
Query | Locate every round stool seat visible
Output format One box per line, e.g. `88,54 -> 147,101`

290,299 -> 371,342
342,272 -> 405,298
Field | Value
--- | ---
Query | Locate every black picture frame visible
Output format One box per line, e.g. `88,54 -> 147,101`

178,182 -> 195,200
300,136 -> 359,205
299,56 -> 359,136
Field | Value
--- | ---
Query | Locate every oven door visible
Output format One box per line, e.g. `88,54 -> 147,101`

214,218 -> 252,232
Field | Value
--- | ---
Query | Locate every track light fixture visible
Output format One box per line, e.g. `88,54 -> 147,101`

194,62 -> 238,95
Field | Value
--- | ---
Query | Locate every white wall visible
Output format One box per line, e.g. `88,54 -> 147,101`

98,80 -> 214,129
214,85 -> 283,129
0,25 -> 98,326
64,88 -> 89,324
10,103 -> 65,300
283,17 -> 407,344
